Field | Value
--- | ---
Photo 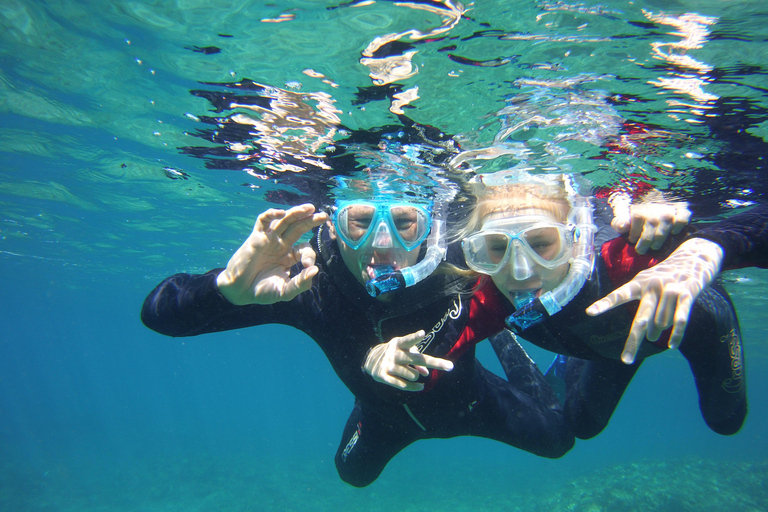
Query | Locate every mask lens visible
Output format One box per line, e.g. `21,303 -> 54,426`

484,233 -> 510,264
462,233 -> 512,274
389,206 -> 429,250
521,226 -> 564,261
335,204 -> 377,249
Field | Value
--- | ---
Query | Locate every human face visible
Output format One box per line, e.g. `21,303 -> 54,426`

333,201 -> 430,251
331,201 -> 430,287
472,201 -> 572,303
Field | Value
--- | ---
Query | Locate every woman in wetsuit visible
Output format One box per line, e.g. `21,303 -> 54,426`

449,171 -> 763,439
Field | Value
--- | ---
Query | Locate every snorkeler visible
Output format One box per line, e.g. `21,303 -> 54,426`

445,171 -> 757,439
141,178 -> 573,487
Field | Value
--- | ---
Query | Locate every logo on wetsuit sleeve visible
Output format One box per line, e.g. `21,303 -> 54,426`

416,298 -> 463,353
341,422 -> 362,462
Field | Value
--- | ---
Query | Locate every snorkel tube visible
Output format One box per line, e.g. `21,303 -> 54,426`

366,184 -> 457,297
505,179 -> 596,333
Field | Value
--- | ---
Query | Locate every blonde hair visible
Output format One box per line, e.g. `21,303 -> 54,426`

452,176 -> 573,243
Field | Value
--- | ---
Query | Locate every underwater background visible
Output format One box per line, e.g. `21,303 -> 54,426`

1,0 -> 767,510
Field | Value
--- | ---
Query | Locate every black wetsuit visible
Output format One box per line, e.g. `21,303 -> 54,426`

466,204 -> 768,440
141,223 -> 573,487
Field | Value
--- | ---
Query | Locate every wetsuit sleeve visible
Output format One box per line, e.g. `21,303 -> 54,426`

140,269 -> 291,337
685,204 -> 768,269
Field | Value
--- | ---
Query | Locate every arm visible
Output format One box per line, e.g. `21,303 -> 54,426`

141,270 -> 280,336
685,203 -> 768,269
587,204 -> 766,363
586,237 -> 723,363
608,191 -> 691,254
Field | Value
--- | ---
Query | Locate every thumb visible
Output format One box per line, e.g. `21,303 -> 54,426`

281,266 -> 319,301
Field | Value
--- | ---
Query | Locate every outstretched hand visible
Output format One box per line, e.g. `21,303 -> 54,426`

586,238 -> 724,364
609,193 -> 691,254
364,330 -> 454,392
216,204 -> 328,305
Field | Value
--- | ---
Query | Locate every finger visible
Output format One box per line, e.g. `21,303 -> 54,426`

280,265 -> 319,301
274,205 -> 325,242
653,286 -> 678,333
611,213 -> 630,234
627,214 -> 646,244
395,330 -> 426,350
620,289 -> 660,361
636,292 -> 660,341
586,282 -> 640,316
270,204 -> 314,234
609,194 -> 631,233
621,326 -> 643,365
671,206 -> 691,234
255,208 -> 287,233
378,373 -> 424,392
282,211 -> 329,246
634,220 -> 659,255
645,318 -> 662,342
649,216 -> 673,250
668,294 -> 694,349
406,353 -> 454,372
293,243 -> 317,268
386,361 -> 421,382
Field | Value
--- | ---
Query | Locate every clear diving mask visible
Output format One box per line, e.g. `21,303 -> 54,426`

462,216 -> 576,279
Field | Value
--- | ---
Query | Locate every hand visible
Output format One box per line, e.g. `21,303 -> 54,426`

609,193 -> 691,254
586,238 -> 724,364
216,204 -> 328,305
363,330 -> 455,392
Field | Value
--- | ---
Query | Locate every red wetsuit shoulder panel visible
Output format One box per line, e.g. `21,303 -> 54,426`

446,279 -> 509,361
601,237 -> 662,287
423,279 -> 509,391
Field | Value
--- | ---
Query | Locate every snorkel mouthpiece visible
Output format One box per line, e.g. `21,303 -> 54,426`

505,299 -> 550,334
366,269 -> 406,297
505,291 -> 546,333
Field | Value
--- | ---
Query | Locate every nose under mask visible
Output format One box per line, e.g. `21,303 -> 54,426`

371,220 -> 393,249
511,241 -> 535,280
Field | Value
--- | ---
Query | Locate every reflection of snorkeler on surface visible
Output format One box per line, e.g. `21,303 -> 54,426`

444,172 -> 766,439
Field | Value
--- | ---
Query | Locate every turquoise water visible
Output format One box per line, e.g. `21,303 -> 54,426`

1,0 -> 768,510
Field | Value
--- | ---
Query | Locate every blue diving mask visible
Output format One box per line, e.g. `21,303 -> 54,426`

332,200 -> 432,252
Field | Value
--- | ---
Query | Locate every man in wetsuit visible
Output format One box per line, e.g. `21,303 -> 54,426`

141,194 -> 572,487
